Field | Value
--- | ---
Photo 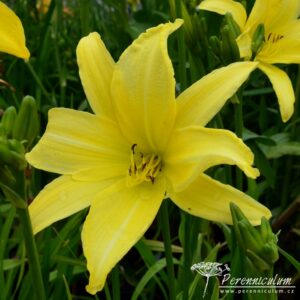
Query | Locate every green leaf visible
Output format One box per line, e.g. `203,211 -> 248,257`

131,258 -> 179,300
62,275 -> 73,300
243,128 -> 276,146
2,259 -> 24,271
278,246 -> 300,272
0,183 -> 26,209
262,142 -> 300,159
248,140 -> 275,188
144,239 -> 183,253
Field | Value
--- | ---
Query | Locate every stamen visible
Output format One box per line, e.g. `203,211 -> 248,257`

131,143 -> 137,154
127,144 -> 162,187
266,33 -> 284,43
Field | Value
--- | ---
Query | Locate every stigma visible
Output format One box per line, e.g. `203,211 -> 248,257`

127,144 -> 162,187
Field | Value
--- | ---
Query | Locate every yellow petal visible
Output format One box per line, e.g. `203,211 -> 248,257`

26,108 -> 129,175
76,32 -> 115,118
258,63 -> 295,122
246,0 -> 300,34
0,2 -> 30,59
29,175 -> 119,234
263,0 -> 300,33
256,38 -> 300,64
170,173 -> 272,225
163,126 -> 259,192
111,20 -> 183,153
236,31 -> 252,58
82,179 -> 165,294
244,0 -> 268,33
198,0 -> 247,29
277,20 -> 300,38
175,62 -> 257,127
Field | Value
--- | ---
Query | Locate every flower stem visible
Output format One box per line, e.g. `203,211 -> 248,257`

281,65 -> 300,208
234,96 -> 244,190
26,61 -> 51,106
17,206 -> 46,300
174,0 -> 187,90
159,200 -> 176,300
111,266 -> 120,300
14,171 -> 46,300
182,213 -> 191,300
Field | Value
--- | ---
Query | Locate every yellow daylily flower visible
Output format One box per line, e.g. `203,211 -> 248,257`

0,1 -> 30,59
36,0 -> 73,16
199,0 -> 300,122
26,19 -> 271,294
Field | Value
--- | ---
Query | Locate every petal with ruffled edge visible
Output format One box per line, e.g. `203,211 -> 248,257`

26,108 -> 129,176
170,173 -> 271,225
82,178 -> 165,294
163,126 -> 259,192
0,2 -> 30,58
175,62 -> 257,128
198,0 -> 247,29
258,63 -> 295,122
111,20 -> 183,153
29,175 -> 122,234
76,32 -> 115,118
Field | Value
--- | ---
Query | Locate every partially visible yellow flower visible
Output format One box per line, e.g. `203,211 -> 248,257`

36,0 -> 51,14
199,0 -> 300,122
37,0 -> 73,16
127,0 -> 141,11
0,1 -> 30,59
26,20 -> 271,294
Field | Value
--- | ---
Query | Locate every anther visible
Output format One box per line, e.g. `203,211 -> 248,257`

131,143 -> 137,154
127,144 -> 162,187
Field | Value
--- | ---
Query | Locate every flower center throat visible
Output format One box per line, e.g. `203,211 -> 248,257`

127,144 -> 162,187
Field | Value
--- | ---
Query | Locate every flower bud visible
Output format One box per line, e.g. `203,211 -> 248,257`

209,36 -> 221,57
238,220 -> 263,253
8,139 -> 27,171
0,139 -> 26,171
0,124 -> 5,137
220,25 -> 240,64
12,96 -> 39,149
251,24 -> 265,56
246,249 -> 271,272
224,12 -> 241,38
0,140 -> 14,165
1,106 -> 17,138
230,203 -> 279,271
262,242 -> 279,263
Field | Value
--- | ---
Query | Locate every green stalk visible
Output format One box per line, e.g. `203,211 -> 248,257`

159,200 -> 176,300
17,207 -> 46,300
182,213 -> 191,300
26,62 -> 51,106
234,96 -> 244,190
9,172 -> 46,300
111,266 -> 120,300
52,2 -> 67,107
175,0 -> 187,90
79,0 -> 91,36
281,66 -> 300,208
